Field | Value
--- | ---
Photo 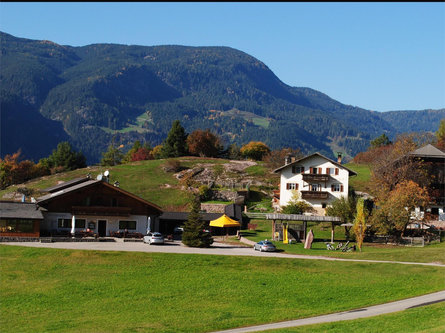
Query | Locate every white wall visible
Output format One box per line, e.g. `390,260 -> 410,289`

279,155 -> 350,210
42,212 -> 154,236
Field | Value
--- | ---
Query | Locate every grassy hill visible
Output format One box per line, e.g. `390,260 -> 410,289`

0,157 -> 280,210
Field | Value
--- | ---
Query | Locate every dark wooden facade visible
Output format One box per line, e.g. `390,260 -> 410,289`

37,181 -> 162,217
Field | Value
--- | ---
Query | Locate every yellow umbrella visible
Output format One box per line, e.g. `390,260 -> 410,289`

209,214 -> 241,238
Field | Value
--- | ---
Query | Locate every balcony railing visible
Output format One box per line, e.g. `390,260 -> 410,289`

72,206 -> 132,216
301,191 -> 329,200
302,174 -> 330,182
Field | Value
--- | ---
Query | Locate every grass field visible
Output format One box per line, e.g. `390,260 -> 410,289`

344,163 -> 372,193
260,301 -> 445,333
1,245 -> 444,333
242,219 -> 445,264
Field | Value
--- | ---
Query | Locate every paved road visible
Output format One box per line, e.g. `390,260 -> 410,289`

3,239 -> 445,267
210,290 -> 445,333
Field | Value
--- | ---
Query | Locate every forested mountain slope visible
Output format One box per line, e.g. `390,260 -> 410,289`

1,32 -> 443,163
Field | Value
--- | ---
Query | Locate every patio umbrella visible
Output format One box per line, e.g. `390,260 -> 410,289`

146,216 -> 151,235
71,215 -> 76,236
209,214 -> 240,238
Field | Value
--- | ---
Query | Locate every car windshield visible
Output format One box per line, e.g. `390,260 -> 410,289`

153,233 -> 162,237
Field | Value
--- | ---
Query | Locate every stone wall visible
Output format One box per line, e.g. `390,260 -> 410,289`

201,203 -> 226,213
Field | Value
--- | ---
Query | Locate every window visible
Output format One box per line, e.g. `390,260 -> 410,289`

286,183 -> 298,190
0,219 -> 34,233
111,198 -> 118,207
291,166 -> 304,174
326,168 -> 335,175
58,218 -> 86,228
310,184 -> 321,191
322,203 -> 327,208
119,220 -> 137,230
331,184 -> 344,192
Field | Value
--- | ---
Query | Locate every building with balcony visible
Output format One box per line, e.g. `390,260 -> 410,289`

274,152 -> 357,215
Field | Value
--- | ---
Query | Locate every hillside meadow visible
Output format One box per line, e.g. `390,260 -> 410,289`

1,245 -> 444,333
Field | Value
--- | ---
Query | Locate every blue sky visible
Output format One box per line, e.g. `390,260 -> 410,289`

1,2 -> 444,112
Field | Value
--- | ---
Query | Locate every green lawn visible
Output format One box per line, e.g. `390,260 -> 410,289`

242,219 -> 445,264
344,163 -> 372,193
260,301 -> 445,333
1,245 -> 444,333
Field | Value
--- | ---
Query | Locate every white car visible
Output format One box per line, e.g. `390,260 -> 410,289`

143,232 -> 164,245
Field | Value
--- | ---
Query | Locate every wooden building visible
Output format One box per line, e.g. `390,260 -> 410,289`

0,201 -> 43,238
36,177 -> 162,237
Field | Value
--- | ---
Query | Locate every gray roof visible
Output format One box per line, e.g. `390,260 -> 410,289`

0,201 -> 44,219
273,152 -> 357,176
40,177 -> 92,193
409,144 -> 445,159
37,180 -> 99,202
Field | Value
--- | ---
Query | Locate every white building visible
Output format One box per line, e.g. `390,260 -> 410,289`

274,153 -> 357,215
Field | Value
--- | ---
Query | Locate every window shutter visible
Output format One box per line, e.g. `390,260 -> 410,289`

340,185 -> 344,192
318,168 -> 322,174
296,184 -> 299,190
310,167 -> 313,174
326,168 -> 329,174
301,166 -> 304,174
331,184 -> 334,191
292,166 -> 295,174
335,168 -> 339,175
286,183 -> 290,190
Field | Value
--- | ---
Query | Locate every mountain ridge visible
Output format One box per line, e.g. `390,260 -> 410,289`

1,31 -> 443,163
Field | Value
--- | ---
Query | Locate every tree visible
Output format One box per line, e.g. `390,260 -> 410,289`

326,192 -> 358,225
370,133 -> 392,149
123,141 -> 153,162
182,195 -> 213,248
152,145 -> 163,159
263,147 -> 303,170
1,150 -> 49,189
227,143 -> 242,160
161,120 -> 188,158
371,180 -> 430,237
369,133 -> 430,200
101,142 -> 124,166
186,129 -> 222,157
280,191 -> 314,214
240,141 -> 271,161
435,119 -> 445,151
353,198 -> 367,251
45,141 -> 86,172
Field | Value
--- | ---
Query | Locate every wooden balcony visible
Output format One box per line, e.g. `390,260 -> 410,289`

301,191 -> 329,200
302,174 -> 330,182
71,206 -> 132,216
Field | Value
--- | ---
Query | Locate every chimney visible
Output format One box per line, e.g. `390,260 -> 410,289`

284,155 -> 292,165
337,152 -> 343,164
285,154 -> 296,165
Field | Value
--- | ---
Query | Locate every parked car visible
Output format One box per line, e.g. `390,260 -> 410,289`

253,240 -> 276,252
144,232 -> 165,245
173,226 -> 184,234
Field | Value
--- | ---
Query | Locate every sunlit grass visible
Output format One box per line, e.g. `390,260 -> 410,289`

1,245 -> 444,332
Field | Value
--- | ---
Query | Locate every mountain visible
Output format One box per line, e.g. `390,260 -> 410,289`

1,31 -> 443,164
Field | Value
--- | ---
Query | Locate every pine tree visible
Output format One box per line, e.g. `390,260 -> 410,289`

161,120 -> 188,158
182,195 -> 213,248
101,142 -> 124,166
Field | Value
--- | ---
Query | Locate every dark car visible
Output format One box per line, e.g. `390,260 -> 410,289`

253,240 -> 276,252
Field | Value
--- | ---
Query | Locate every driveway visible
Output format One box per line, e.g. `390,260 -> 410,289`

2,239 -> 445,267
